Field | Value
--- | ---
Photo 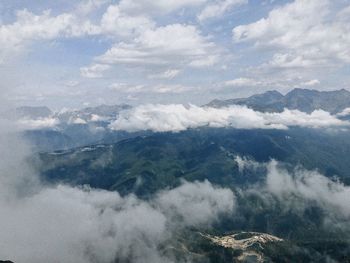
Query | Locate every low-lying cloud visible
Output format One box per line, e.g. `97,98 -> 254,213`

235,156 -> 350,227
156,180 -> 235,226
109,104 -> 349,132
0,122 -> 235,263
16,117 -> 60,130
265,160 -> 350,219
0,181 -> 235,263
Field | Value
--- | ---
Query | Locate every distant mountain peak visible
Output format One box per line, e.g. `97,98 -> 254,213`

206,88 -> 350,114
264,90 -> 283,96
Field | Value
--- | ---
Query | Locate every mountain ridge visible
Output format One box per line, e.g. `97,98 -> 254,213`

206,88 -> 350,113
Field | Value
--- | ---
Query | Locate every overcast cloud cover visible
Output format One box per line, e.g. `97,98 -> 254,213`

1,0 -> 350,108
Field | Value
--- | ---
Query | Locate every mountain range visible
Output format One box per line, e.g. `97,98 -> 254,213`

15,88 -> 350,123
206,88 -> 350,114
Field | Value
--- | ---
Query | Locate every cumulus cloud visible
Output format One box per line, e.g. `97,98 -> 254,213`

0,9 -> 99,62
100,4 -> 155,37
337,108 -> 350,117
262,109 -> 346,128
109,104 -> 349,132
232,0 -> 350,68
97,24 -> 219,69
0,2 -> 160,63
0,3 -> 153,63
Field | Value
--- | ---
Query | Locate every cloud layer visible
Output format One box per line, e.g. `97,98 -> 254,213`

0,181 -> 235,263
109,104 -> 349,132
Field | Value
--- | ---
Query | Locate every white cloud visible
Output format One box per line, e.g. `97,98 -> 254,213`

266,53 -> 322,69
109,104 -> 349,132
80,64 -> 110,78
219,76 -> 322,91
148,69 -> 181,80
0,9 -> 99,62
97,24 -> 219,69
0,4 -> 155,63
118,0 -> 207,15
100,4 -> 155,37
217,75 -> 321,90
337,108 -> 350,117
198,0 -> 247,21
76,0 -> 110,15
224,77 -> 260,87
262,109 -> 345,128
151,84 -> 198,93
109,83 -> 197,94
188,55 -> 219,68
156,180 -> 235,226
0,180 -> 235,263
232,0 -> 350,68
265,160 -> 350,219
237,156 -> 350,227
234,155 -> 262,173
16,117 -> 60,129
302,79 -> 320,86
109,83 -> 146,93
71,117 -> 87,124
90,114 -> 108,122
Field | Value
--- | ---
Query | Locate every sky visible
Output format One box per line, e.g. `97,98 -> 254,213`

1,0 -> 350,110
